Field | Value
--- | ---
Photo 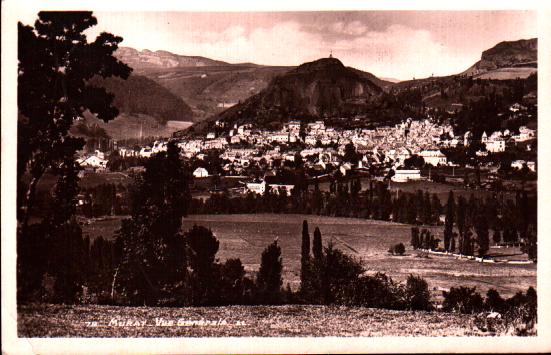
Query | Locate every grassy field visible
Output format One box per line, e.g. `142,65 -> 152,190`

18,303 -> 490,337
181,214 -> 535,300
80,214 -> 536,301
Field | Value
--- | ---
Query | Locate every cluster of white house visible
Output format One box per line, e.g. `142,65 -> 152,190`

76,117 -> 536,186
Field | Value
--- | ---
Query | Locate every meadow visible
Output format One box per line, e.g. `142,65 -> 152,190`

78,213 -> 536,302
179,214 -> 535,300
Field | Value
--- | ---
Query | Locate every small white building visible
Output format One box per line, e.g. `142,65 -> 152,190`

511,160 -> 536,172
193,167 -> 209,178
118,147 -> 138,158
391,169 -> 421,182
152,141 -> 168,153
288,120 -> 301,132
270,133 -> 290,143
485,137 -> 506,153
246,178 -> 295,196
339,163 -> 352,176
139,147 -> 153,158
419,149 -> 447,166
79,155 -> 108,169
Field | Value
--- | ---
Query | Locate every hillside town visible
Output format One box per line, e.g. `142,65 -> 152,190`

14,10 -> 540,343
77,100 -> 536,196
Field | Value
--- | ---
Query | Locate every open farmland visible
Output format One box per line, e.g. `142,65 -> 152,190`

80,214 -> 535,301
18,303 -> 490,337
180,214 -> 536,300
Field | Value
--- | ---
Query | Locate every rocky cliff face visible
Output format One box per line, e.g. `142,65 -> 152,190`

115,47 -> 229,70
463,38 -> 537,75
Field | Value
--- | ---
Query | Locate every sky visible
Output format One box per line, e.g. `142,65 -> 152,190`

19,11 -> 538,80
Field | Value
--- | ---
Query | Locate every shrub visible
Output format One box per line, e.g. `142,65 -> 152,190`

442,286 -> 484,314
388,243 -> 406,255
343,272 -> 406,310
318,242 -> 364,305
484,288 -> 506,313
405,275 -> 432,311
219,258 -> 246,305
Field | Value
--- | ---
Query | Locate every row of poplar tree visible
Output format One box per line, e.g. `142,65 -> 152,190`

437,190 -> 537,259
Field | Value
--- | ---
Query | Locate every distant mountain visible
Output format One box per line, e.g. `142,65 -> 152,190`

115,47 -> 229,70
88,74 -> 194,124
380,77 -> 401,84
140,65 -> 293,121
462,38 -> 537,79
189,57 -> 404,133
116,48 -> 397,123
391,38 -> 538,107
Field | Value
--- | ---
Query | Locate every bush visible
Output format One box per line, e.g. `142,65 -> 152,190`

442,286 -> 484,314
319,242 -> 364,305
485,288 -> 506,313
475,287 -> 537,335
388,243 -> 406,255
343,273 -> 406,310
405,275 -> 432,311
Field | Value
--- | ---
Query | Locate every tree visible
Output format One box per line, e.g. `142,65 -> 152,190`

456,196 -> 467,253
312,227 -> 323,260
219,258 -> 246,305
443,191 -> 455,251
185,225 -> 220,305
17,156 -> 90,303
423,191 -> 432,225
390,243 -> 406,255
493,229 -> 502,245
343,143 -> 360,164
475,214 -> 490,257
300,220 -> 312,297
521,224 -> 537,261
256,240 -> 283,304
320,242 -> 364,304
411,227 -> 420,249
115,142 -> 191,305
431,193 -> 442,224
17,12 -> 131,234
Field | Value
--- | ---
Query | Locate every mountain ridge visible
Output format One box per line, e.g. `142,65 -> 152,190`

462,38 -> 537,78
115,47 -> 230,70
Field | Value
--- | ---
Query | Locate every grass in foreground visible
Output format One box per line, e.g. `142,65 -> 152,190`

19,303 -> 491,337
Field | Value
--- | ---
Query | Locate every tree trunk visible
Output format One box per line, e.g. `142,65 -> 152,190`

20,174 -> 40,236
111,266 -> 119,301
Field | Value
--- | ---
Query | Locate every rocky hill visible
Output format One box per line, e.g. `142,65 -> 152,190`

391,38 -> 538,108
192,57 -> 399,132
462,38 -> 537,79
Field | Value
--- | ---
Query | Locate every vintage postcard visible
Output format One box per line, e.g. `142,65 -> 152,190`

2,0 -> 550,353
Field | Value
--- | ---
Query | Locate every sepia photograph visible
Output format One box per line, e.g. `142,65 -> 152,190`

2,0 -> 550,353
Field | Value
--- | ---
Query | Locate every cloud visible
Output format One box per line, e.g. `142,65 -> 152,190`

162,21 -> 477,79
152,22 -> 322,67
328,20 -> 368,36
330,24 -> 473,79
88,14 -> 532,81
